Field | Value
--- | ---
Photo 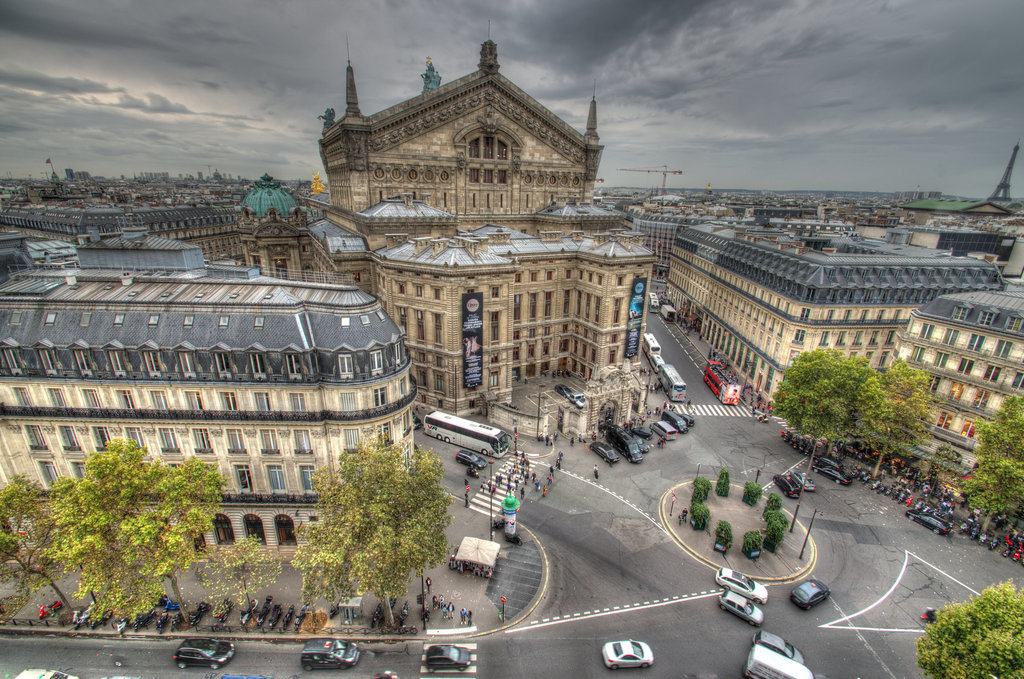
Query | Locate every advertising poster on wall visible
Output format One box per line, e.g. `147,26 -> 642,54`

624,276 -> 647,358
462,292 -> 484,388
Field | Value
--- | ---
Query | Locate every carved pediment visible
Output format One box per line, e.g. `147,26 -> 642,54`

368,82 -> 585,164
252,220 -> 300,239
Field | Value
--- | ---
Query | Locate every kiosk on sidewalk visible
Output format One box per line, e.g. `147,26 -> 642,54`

451,536 -> 499,578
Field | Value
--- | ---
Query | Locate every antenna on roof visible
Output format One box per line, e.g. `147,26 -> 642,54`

346,34 -> 350,62
487,20 -> 491,39
593,79 -> 597,99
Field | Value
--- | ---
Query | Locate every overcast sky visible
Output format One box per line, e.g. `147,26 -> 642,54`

1,0 -> 1021,197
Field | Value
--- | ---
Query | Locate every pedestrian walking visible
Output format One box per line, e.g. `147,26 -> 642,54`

549,464 -> 554,475
426,577 -> 432,593
432,595 -> 438,610
467,610 -> 473,625
543,485 -> 548,497
520,485 -> 526,499
464,492 -> 469,508
438,594 -> 445,608
593,464 -> 599,480
535,479 -> 541,491
558,450 -> 564,462
556,458 -> 561,471
531,471 -> 536,482
460,608 -> 467,623
554,431 -> 559,442
448,602 -> 455,620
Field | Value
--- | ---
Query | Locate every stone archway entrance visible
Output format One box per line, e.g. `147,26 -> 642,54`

213,513 -> 235,545
243,514 -> 266,544
599,400 -> 618,426
275,514 -> 297,546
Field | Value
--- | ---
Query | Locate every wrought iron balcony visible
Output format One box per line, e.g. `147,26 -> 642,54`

221,492 -> 318,505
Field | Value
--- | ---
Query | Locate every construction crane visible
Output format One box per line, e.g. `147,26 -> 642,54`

618,165 -> 684,196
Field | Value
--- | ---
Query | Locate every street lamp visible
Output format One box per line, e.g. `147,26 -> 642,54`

488,459 -> 495,540
799,509 -> 819,560
791,438 -> 820,532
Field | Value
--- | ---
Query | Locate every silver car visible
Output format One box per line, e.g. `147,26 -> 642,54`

753,630 -> 805,665
719,591 -> 764,626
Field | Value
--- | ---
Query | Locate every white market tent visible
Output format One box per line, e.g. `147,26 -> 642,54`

456,536 -> 500,567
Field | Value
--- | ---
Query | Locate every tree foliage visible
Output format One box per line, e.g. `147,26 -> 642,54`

860,358 -> 935,475
48,439 -> 224,616
964,396 -> 1024,517
198,536 -> 282,609
293,436 -> 452,626
773,349 -> 875,446
0,476 -> 69,606
916,581 -> 1024,679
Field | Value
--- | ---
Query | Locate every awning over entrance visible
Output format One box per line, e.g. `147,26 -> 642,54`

456,536 -> 500,567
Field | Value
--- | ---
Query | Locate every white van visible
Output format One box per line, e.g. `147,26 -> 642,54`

650,421 -> 678,441
744,644 -> 813,679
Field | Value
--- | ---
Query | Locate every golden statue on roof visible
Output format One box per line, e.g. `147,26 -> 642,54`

311,170 -> 326,194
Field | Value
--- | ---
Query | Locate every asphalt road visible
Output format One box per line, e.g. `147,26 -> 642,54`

5,314 -> 1023,678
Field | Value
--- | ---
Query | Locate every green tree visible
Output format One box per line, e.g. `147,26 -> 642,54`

197,536 -> 282,611
293,436 -> 452,627
48,439 -> 224,616
773,349 -> 875,454
860,359 -> 936,478
963,396 -> 1024,527
916,581 -> 1024,679
0,476 -> 70,607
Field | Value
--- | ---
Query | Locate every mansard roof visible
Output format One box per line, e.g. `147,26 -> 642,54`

358,198 -> 455,220
306,218 -> 368,254
914,289 -> 1024,331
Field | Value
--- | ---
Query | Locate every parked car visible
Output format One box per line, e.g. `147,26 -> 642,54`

790,580 -> 831,610
719,591 -> 764,626
454,450 -> 487,470
589,441 -> 620,465
628,425 -> 652,440
661,409 -> 694,432
173,638 -> 235,669
554,384 -> 586,409
423,645 -> 472,671
601,640 -> 654,669
301,638 -> 360,670
772,474 -> 801,498
906,509 -> 952,535
815,465 -> 852,485
650,421 -> 678,441
606,425 -> 644,463
789,470 -> 816,492
753,631 -> 805,665
811,456 -> 842,472
716,568 -> 768,604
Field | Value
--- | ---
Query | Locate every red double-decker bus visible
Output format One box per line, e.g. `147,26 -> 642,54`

703,361 -> 742,404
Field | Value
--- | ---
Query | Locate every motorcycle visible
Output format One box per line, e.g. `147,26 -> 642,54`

157,594 -> 180,611
214,598 -> 233,623
155,612 -> 169,633
399,601 -> 409,624
281,604 -> 295,631
133,608 -> 156,631
505,532 -> 523,546
189,601 -> 211,627
329,601 -> 341,618
90,609 -> 112,630
256,596 -> 273,625
267,603 -> 283,630
38,600 -> 63,619
240,598 -> 257,626
113,616 -> 129,634
921,608 -> 936,624
294,603 -> 309,632
72,603 -> 93,630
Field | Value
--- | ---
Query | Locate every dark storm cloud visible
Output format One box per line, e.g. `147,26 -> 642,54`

0,0 -> 1021,195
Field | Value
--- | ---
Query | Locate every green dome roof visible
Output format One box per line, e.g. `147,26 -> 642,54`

242,173 -> 297,217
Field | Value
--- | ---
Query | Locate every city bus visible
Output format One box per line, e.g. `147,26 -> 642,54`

657,363 -> 687,402
660,304 -> 676,323
423,411 -> 511,458
648,292 -> 660,311
642,333 -> 661,362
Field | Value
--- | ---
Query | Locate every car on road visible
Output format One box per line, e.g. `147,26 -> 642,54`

589,441 -> 620,465
906,509 -> 952,535
454,450 -> 487,470
601,640 -> 654,669
173,638 -> 235,669
815,465 -> 852,485
789,470 -> 816,492
554,384 -> 586,408
716,568 -> 768,604
752,630 -> 805,665
413,412 -> 422,430
628,425 -> 652,440
772,474 -> 802,498
719,591 -> 764,626
423,645 -> 472,671
301,638 -> 360,670
790,580 -> 831,610
811,456 -> 842,472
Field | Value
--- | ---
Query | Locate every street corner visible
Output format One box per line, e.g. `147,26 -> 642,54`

658,482 -> 817,584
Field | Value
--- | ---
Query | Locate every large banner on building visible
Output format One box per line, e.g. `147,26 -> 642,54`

624,276 -> 648,358
462,292 -> 484,388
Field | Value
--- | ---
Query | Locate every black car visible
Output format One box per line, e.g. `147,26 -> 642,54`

906,509 -> 952,535
790,580 -> 831,610
412,413 -> 423,430
815,465 -> 852,485
772,474 -> 801,498
811,456 -> 841,472
174,638 -> 235,669
301,638 -> 360,670
629,425 -> 653,440
589,441 -> 620,465
661,409 -> 694,432
424,644 -> 472,671
454,450 -> 487,470
606,426 -> 644,463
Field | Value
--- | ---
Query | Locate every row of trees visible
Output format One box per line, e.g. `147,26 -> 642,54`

0,437 -> 452,625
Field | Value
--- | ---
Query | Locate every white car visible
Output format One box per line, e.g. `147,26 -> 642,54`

716,567 -> 768,604
601,640 -> 654,669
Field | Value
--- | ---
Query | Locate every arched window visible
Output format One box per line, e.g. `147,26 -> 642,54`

213,514 -> 235,545
275,515 -> 296,546
243,514 -> 266,544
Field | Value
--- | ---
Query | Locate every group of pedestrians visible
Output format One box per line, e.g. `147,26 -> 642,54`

430,594 -> 473,626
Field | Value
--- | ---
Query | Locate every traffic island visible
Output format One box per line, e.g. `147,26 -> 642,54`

662,481 -> 816,583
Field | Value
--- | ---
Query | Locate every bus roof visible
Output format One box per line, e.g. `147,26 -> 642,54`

425,410 -> 505,435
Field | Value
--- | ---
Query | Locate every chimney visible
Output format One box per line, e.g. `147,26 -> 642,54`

401,193 -> 414,206
65,273 -> 77,286
821,247 -> 838,254
385,233 -> 407,248
412,236 -> 432,255
420,192 -> 431,206
571,230 -> 584,242
539,230 -> 562,242
121,271 -> 133,286
431,238 -> 447,256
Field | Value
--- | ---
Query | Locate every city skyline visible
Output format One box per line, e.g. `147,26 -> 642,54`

1,0 -> 1022,198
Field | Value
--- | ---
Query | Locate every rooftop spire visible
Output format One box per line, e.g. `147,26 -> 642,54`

479,39 -> 499,75
345,60 -> 361,117
585,96 -> 598,140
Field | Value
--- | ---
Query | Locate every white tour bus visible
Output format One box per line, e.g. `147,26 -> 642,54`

642,333 -> 661,362
658,363 -> 687,402
423,411 -> 512,458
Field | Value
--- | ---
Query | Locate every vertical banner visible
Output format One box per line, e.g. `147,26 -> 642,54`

624,276 -> 647,358
462,292 -> 484,388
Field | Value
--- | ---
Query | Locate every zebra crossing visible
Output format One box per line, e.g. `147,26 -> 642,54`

420,641 -> 478,676
684,403 -> 749,417
467,457 -> 537,517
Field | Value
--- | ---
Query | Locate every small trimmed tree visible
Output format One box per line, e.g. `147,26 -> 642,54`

765,514 -> 786,549
742,481 -> 763,506
715,520 -> 733,551
743,530 -> 763,556
692,476 -> 712,504
689,502 -> 710,529
763,493 -> 782,517
716,468 -> 730,496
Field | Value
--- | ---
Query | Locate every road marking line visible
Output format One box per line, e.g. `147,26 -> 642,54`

508,591 -> 721,633
823,599 -> 899,679
821,550 -> 910,629
906,551 -> 980,596
827,625 -> 925,634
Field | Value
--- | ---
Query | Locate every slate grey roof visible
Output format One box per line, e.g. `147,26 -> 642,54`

306,218 -> 368,253
358,199 -> 454,219
535,202 -> 621,217
0,204 -> 236,237
78,235 -> 198,251
914,290 -> 1024,332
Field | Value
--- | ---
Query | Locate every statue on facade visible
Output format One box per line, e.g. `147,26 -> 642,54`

318,107 -> 336,133
421,57 -> 442,92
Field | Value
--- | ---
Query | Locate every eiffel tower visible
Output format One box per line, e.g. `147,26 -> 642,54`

988,140 -> 1019,202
